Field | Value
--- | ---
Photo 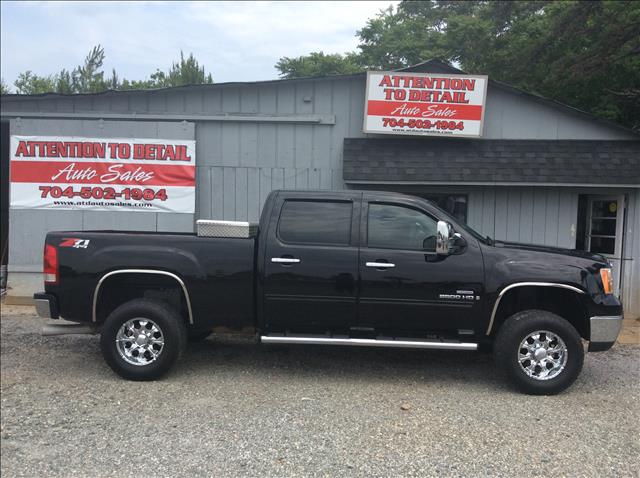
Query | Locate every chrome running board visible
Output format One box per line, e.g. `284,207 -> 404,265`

260,336 -> 477,351
42,324 -> 100,336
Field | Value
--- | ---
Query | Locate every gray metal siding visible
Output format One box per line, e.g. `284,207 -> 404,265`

622,191 -> 640,317
466,187 -> 578,248
482,87 -> 636,140
189,77 -> 365,221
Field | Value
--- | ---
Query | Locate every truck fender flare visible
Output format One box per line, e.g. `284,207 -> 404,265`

92,269 -> 194,324
485,282 -> 585,335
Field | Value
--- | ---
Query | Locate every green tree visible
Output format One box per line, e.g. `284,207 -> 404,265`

276,51 -> 363,79
355,0 -> 640,129
14,71 -> 57,94
164,51 -> 213,86
276,1 -> 639,130
10,46 -> 215,94
55,69 -> 74,94
1,78 -> 11,95
71,45 -> 106,93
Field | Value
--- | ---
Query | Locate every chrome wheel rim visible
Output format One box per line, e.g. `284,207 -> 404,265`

518,330 -> 568,380
115,318 -> 165,366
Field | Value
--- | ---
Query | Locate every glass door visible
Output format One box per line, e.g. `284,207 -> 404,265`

586,196 -> 625,296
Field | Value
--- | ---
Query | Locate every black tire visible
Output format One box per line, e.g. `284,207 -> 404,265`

187,328 -> 212,342
494,310 -> 584,395
100,299 -> 187,381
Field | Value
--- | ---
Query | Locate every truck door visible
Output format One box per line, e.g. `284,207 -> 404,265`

262,191 -> 361,334
358,196 -> 484,336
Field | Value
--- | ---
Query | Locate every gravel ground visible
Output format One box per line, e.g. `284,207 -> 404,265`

1,314 -> 639,478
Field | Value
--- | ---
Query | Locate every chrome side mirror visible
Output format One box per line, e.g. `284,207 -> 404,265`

436,221 -> 454,255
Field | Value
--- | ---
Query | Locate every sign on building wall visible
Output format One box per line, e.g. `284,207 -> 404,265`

9,136 -> 196,213
363,71 -> 488,137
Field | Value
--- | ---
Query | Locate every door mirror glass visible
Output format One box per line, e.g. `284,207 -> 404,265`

436,221 -> 454,255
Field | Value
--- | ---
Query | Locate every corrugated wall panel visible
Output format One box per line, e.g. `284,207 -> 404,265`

109,94 -> 129,113
505,188 -> 521,241
295,82 -> 314,114
184,90 -> 203,113
222,167 -> 236,220
466,186 -> 578,248
128,93 -> 148,113
531,188 -> 548,245
196,167 -> 212,219
211,167 -> 224,219
294,126 -> 313,169
203,89 -> 222,112
348,78 -> 366,138
247,168 -> 261,222
622,191 -> 640,317
519,189 -> 534,242
235,168 -> 248,221
257,124 -> 277,167
557,191 -> 578,248
480,188 -> 496,237
221,123 -> 241,166
494,189 -> 508,239
544,189 -> 560,246
9,209 -> 84,268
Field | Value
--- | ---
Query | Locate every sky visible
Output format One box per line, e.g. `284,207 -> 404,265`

1,1 -> 398,90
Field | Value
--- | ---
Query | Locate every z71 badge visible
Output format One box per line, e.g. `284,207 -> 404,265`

60,238 -> 90,249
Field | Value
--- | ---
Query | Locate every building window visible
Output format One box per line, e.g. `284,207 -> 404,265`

414,194 -> 468,223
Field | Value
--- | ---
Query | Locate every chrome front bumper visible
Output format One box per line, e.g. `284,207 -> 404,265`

589,315 -> 623,351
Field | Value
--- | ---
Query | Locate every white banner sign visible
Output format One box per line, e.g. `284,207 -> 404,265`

10,136 -> 196,213
364,71 -> 488,137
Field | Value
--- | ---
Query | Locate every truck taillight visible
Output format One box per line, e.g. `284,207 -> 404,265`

44,244 -> 58,284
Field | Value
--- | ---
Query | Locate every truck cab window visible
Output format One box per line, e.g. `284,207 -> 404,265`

278,200 -> 352,245
368,203 -> 437,251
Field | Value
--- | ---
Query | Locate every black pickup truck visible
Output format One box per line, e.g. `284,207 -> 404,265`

34,190 -> 623,394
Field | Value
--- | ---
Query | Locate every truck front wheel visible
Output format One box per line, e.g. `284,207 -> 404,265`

100,299 -> 187,381
494,310 -> 584,395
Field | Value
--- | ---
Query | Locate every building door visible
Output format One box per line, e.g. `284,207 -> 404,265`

585,195 -> 626,296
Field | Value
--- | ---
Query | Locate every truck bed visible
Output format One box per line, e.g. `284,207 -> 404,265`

45,230 -> 257,328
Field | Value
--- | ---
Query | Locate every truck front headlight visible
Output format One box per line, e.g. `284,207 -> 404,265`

599,268 -> 614,295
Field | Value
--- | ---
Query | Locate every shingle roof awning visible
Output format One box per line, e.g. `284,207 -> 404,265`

343,138 -> 640,187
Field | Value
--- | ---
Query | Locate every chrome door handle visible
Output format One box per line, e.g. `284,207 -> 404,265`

271,257 -> 301,264
366,262 -> 395,268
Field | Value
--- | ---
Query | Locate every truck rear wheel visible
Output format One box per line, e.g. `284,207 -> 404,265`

494,310 -> 584,395
100,299 -> 186,381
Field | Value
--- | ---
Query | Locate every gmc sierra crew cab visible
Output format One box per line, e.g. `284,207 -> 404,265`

34,190 -> 624,394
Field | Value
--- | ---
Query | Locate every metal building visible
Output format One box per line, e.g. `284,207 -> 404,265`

1,60 -> 639,317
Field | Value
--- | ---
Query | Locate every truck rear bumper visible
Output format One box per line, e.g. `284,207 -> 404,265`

589,315 -> 623,352
33,292 -> 59,320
